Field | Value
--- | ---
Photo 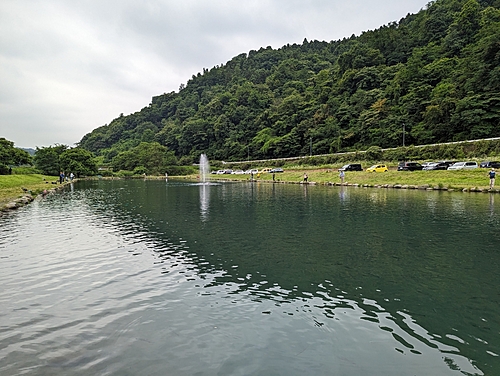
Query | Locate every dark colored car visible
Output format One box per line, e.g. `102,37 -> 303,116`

480,161 -> 500,168
339,164 -> 363,171
423,162 -> 450,170
397,162 -> 423,171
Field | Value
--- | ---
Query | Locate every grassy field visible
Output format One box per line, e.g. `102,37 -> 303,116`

207,168 -> 495,190
0,174 -> 60,207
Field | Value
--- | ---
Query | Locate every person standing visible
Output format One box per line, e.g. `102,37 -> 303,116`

303,173 -> 308,182
59,171 -> 64,184
339,169 -> 345,184
489,168 -> 496,189
70,172 -> 75,181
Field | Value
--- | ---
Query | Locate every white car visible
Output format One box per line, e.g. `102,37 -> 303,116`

447,161 -> 478,170
233,170 -> 245,174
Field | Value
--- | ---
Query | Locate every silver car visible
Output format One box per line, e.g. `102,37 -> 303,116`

447,161 -> 478,170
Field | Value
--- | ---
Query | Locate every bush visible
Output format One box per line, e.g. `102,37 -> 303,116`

12,167 -> 40,174
97,169 -> 114,177
365,146 -> 383,161
0,164 -> 10,175
133,166 -> 147,175
115,170 -> 134,177
166,165 -> 196,176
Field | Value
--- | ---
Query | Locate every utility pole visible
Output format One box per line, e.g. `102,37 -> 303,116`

402,124 -> 405,147
310,136 -> 312,156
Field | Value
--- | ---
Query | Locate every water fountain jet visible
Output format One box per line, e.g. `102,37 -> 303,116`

199,154 -> 210,184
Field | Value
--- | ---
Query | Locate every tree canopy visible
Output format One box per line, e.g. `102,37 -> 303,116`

34,145 -> 97,176
79,0 -> 500,165
0,138 -> 32,174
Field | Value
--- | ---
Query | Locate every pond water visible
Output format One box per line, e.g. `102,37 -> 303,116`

1,179 -> 499,375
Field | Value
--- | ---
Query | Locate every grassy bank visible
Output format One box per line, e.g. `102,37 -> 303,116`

1,168 -> 496,210
0,174 -> 59,208
206,168 -> 495,190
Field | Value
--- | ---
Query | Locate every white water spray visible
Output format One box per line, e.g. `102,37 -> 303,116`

199,154 -> 210,184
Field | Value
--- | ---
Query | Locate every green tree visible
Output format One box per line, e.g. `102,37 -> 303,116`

0,138 -> 32,174
111,142 -> 177,174
33,145 -> 68,176
59,148 -> 98,177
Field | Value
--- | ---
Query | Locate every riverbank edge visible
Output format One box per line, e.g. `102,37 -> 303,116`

86,174 -> 500,193
2,173 -> 498,214
98,174 -> 500,193
199,176 -> 500,194
0,181 -> 71,214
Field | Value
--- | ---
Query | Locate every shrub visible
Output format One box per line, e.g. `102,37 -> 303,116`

365,146 -> 383,161
115,170 -> 134,177
12,167 -> 40,174
166,166 -> 196,176
133,166 -> 147,175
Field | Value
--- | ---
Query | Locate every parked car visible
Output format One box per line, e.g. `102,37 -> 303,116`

339,164 -> 363,171
232,170 -> 245,174
245,169 -> 259,175
216,170 -> 225,175
421,162 -> 434,169
447,161 -> 478,170
480,161 -> 500,168
366,164 -> 388,172
397,161 -> 423,171
423,162 -> 450,170
270,168 -> 284,173
223,169 -> 233,174
260,168 -> 273,173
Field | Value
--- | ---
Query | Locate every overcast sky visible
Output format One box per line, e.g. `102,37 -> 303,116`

0,0 -> 428,149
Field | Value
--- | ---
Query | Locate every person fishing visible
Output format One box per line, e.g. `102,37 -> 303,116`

489,168 -> 496,189
339,169 -> 345,184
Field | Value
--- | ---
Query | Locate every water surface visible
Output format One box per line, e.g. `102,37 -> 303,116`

1,180 -> 499,375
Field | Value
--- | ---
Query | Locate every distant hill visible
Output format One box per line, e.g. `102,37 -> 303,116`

79,0 -> 500,164
20,148 -> 36,156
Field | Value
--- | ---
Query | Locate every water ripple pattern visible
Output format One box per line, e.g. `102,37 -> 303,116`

0,181 -> 498,375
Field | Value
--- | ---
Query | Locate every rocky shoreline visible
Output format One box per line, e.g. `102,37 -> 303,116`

0,184 -> 69,214
324,181 -> 500,193
1,194 -> 36,211
217,177 -> 500,193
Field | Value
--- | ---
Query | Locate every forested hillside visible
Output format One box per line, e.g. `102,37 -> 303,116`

79,0 -> 500,166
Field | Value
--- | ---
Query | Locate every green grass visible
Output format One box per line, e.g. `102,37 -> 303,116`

206,167 -> 494,190
0,174 -> 59,206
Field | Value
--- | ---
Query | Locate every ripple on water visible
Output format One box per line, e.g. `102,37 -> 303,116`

0,184 -> 497,375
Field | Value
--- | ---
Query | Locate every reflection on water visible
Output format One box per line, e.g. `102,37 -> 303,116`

199,183 -> 210,221
0,180 -> 499,375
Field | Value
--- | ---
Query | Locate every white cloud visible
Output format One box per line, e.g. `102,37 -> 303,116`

0,0 -> 427,148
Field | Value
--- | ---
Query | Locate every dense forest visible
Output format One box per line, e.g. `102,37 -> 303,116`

79,0 -> 500,168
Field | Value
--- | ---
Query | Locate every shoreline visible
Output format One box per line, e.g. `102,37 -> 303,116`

2,171 -> 498,214
0,180 -> 72,214
210,176 -> 500,193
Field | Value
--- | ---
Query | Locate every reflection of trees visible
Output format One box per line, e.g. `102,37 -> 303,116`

77,180 -> 499,374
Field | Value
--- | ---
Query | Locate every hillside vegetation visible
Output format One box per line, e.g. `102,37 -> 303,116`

79,0 -> 500,170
